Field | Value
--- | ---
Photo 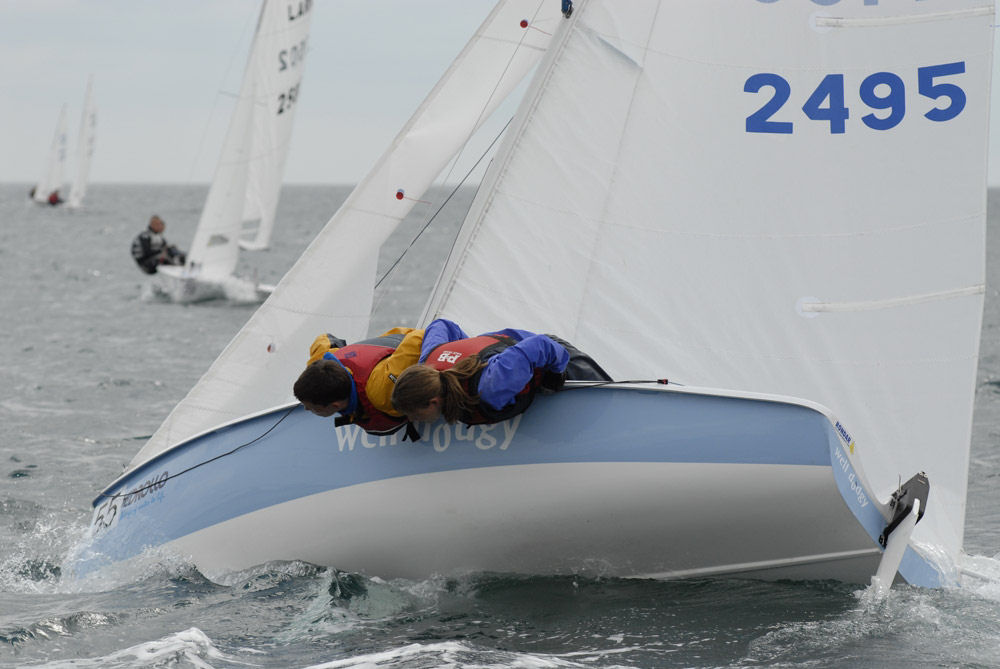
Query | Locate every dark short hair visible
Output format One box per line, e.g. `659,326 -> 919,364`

293,360 -> 351,405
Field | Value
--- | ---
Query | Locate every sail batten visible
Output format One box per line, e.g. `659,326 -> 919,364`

815,7 -> 993,28
801,286 -> 985,313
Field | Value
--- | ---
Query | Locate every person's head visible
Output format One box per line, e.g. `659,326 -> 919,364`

294,360 -> 353,417
391,365 -> 445,422
391,358 -> 485,423
149,215 -> 165,234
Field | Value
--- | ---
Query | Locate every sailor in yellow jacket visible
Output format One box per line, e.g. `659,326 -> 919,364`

297,327 -> 424,434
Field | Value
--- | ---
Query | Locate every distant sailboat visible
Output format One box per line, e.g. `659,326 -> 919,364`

155,0 -> 312,303
82,0 -> 993,591
67,75 -> 97,210
32,77 -> 97,209
32,105 -> 68,206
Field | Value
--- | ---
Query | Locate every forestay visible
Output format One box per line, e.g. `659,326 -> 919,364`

423,0 -> 993,567
130,0 -> 563,468
68,75 -> 97,209
186,0 -> 312,279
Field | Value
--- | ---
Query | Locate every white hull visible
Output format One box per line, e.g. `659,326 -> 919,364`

153,266 -> 271,304
168,462 -> 879,583
79,385 -> 941,586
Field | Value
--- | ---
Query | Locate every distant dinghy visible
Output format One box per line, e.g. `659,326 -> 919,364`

32,105 -> 68,206
155,0 -> 312,303
33,76 -> 97,209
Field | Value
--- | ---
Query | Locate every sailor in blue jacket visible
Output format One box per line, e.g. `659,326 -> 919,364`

391,318 -> 572,425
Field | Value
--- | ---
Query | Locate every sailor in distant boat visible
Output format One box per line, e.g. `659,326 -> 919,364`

294,327 -> 425,437
46,190 -> 63,206
130,215 -> 186,274
390,318 -> 610,426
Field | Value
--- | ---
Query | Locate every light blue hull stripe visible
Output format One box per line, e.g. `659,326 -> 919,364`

81,387 -> 939,584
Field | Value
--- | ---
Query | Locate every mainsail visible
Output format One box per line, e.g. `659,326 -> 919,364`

424,0 -> 993,566
130,0 -> 563,467
33,105 -> 68,204
185,0 -> 313,280
68,75 -> 97,209
239,3 -> 311,251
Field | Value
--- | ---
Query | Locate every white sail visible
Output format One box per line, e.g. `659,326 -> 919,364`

424,0 -> 993,566
131,0 -> 562,468
239,2 -> 312,251
68,75 -> 97,209
33,104 -> 68,204
185,0 -> 312,280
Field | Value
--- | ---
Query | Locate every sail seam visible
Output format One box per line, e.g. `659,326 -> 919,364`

666,343 -> 979,366
609,211 -> 986,239
800,285 -> 984,313
815,7 -> 992,28
577,3 -> 664,339
485,191 -> 983,240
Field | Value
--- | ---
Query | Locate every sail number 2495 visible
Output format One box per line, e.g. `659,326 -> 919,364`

745,62 -> 966,134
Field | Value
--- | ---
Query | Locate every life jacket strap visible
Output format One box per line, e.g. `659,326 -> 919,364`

402,422 -> 421,442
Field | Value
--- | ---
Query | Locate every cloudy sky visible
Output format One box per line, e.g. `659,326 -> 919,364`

2,0 -> 999,185
0,0 -> 501,186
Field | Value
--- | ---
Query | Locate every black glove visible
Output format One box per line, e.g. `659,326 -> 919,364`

540,370 -> 567,393
326,333 -> 347,349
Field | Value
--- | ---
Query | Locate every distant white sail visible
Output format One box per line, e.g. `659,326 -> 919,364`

185,0 -> 313,280
33,105 -> 68,204
424,0 -> 993,564
237,4 -> 310,251
68,75 -> 97,209
131,0 -> 562,467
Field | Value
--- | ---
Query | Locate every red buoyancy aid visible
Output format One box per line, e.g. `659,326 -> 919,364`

423,334 -> 544,425
332,334 -> 407,435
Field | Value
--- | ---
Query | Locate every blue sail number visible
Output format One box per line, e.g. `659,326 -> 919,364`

746,62 -> 966,134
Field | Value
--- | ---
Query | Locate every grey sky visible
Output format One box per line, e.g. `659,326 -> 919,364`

1,0 -> 498,185
3,1 -> 999,185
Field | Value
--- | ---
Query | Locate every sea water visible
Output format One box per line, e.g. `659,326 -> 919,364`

0,183 -> 998,668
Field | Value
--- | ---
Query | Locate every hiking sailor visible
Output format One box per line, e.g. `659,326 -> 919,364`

391,318 -> 610,426
130,215 -> 186,274
293,327 -> 425,437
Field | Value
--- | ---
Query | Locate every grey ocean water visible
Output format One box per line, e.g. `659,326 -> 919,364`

1,183 -> 999,668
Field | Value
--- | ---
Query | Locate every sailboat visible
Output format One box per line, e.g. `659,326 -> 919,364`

67,75 -> 97,210
155,0 -> 313,303
80,0 -> 993,589
32,78 -> 97,208
32,105 -> 68,206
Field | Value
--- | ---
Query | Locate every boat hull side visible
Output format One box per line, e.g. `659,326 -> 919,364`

170,461 -> 878,581
77,387 -> 917,583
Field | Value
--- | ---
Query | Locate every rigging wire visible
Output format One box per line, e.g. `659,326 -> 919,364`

372,116 -> 513,293
95,405 -> 297,503
93,378 -> 676,505
432,0 -> 547,188
371,0 -> 549,310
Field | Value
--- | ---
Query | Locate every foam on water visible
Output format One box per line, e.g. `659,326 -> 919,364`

301,640 -> 635,669
21,627 -> 237,669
